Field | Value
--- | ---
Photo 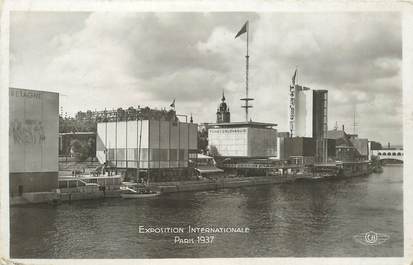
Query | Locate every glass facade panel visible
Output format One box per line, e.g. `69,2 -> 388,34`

179,149 -> 185,161
108,149 -> 115,160
170,149 -> 178,161
127,148 -> 135,160
149,161 -> 159,168
160,149 -> 169,161
140,148 -> 148,161
169,161 -> 179,168
160,161 -> 169,168
150,149 -> 160,161
116,148 -> 126,160
128,161 -> 137,168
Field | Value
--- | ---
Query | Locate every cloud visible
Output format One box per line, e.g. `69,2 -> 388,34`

9,11 -> 402,145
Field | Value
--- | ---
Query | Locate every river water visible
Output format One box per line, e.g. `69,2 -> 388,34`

10,165 -> 403,258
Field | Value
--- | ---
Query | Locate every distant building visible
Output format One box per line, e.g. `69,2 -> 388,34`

288,84 -> 328,162
327,128 -> 370,162
277,136 -> 335,164
216,92 -> 230,123
208,121 -> 278,158
9,87 -> 59,195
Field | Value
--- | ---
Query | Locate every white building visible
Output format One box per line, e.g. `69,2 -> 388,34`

208,122 -> 278,158
96,119 -> 198,169
289,84 -> 328,140
289,85 -> 312,138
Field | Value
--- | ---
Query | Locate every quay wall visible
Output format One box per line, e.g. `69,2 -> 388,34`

153,176 -> 296,194
11,176 -> 296,205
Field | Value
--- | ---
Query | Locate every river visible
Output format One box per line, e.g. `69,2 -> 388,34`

10,165 -> 403,258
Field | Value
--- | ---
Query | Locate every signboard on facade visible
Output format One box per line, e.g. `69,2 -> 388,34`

289,85 -> 296,137
208,128 -> 248,134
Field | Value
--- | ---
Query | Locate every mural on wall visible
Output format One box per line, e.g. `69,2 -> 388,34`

10,118 -> 46,145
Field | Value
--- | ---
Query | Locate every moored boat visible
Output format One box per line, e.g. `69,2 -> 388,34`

120,183 -> 160,198
121,190 -> 160,198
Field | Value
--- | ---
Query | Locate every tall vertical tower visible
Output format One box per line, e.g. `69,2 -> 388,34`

312,90 -> 328,139
289,84 -> 312,138
313,90 -> 328,162
216,92 -> 231,123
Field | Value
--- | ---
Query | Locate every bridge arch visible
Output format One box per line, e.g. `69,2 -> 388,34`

372,149 -> 404,163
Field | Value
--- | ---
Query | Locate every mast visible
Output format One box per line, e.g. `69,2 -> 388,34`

137,115 -> 143,183
240,21 -> 254,121
353,106 -> 358,135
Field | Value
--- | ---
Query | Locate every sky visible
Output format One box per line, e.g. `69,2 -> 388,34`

9,11 -> 402,145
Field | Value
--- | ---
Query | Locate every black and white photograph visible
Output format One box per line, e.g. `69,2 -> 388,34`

1,1 -> 411,263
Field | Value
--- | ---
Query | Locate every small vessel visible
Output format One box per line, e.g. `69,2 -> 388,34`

295,172 -> 335,181
120,183 -> 160,198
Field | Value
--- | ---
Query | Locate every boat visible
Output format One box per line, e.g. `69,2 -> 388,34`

121,189 -> 160,198
120,183 -> 160,198
295,172 -> 336,182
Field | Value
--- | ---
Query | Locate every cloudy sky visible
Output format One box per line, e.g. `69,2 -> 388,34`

9,11 -> 402,145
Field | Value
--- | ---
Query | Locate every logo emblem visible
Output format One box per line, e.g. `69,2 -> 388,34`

353,231 -> 390,246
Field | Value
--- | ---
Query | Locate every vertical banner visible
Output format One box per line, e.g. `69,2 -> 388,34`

289,85 -> 296,137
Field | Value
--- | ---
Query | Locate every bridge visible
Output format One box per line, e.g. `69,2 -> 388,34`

371,150 -> 403,162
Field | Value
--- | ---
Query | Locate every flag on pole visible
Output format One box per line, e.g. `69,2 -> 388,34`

235,21 -> 248,38
292,69 -> 297,85
170,99 -> 175,108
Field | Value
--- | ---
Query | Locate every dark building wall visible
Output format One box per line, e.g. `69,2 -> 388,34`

9,172 -> 58,196
327,139 -> 336,158
336,147 -> 360,162
350,138 -> 369,158
312,90 -> 328,139
284,137 -> 316,158
302,137 -> 316,156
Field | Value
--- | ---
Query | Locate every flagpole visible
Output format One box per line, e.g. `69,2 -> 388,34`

245,22 -> 249,121
237,21 -> 253,122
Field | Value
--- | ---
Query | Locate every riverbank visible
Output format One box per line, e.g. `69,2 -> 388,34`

150,175 -> 297,193
10,174 -> 299,205
10,162 -> 383,206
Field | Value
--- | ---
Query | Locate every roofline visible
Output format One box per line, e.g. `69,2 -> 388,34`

9,87 -> 59,95
59,132 -> 96,135
97,119 -> 197,125
209,121 -> 277,127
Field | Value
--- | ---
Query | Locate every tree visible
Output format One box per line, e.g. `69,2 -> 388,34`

197,126 -> 208,153
70,139 -> 82,156
370,141 -> 383,150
